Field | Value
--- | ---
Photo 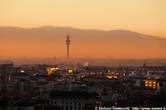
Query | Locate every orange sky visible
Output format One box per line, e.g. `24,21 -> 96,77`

0,0 -> 166,37
0,0 -> 166,59
0,32 -> 166,59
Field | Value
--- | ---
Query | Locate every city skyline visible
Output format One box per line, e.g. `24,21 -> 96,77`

1,1 -> 166,108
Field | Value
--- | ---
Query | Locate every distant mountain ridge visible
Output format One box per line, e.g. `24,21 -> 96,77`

0,26 -> 165,39
0,26 -> 165,58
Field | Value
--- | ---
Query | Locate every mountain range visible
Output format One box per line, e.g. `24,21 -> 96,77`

0,26 -> 165,58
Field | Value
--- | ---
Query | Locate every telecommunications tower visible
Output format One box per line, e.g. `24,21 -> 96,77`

66,35 -> 71,59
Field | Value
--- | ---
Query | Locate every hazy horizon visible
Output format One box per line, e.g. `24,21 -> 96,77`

0,0 -> 166,37
0,26 -> 166,59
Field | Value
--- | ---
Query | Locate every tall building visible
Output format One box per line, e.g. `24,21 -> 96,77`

0,63 -> 14,92
66,35 -> 71,59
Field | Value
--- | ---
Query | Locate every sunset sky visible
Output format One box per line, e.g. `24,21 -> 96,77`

0,0 -> 166,59
0,0 -> 166,37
